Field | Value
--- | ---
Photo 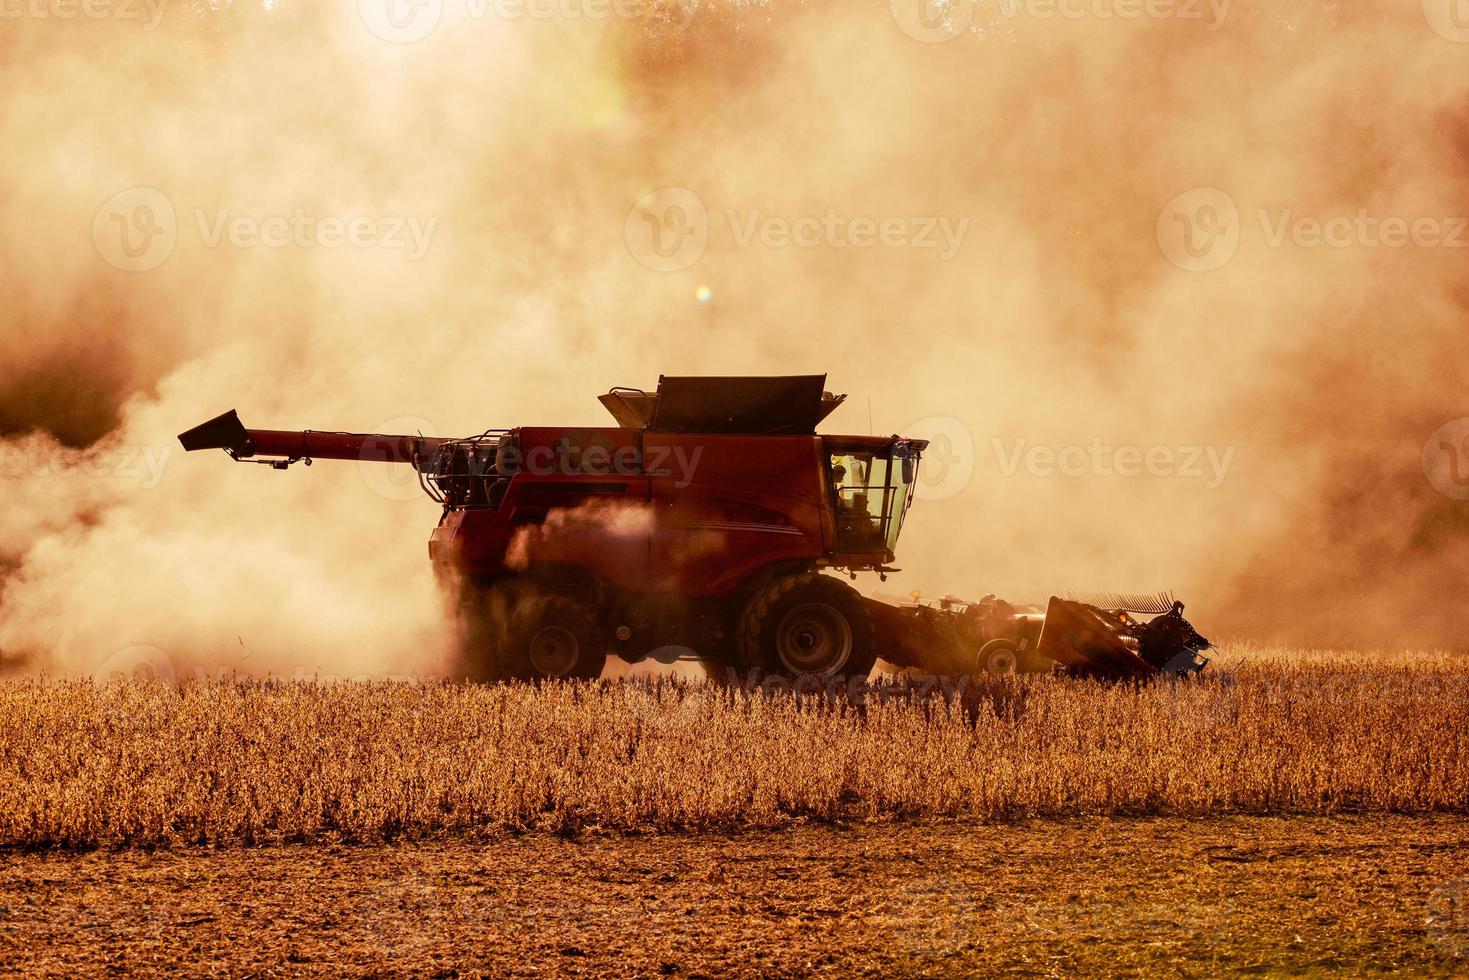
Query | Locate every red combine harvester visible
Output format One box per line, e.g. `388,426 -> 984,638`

179,375 -> 1209,682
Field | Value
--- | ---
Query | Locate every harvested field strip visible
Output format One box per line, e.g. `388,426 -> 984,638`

4,815 -> 1466,976
1,656 -> 1467,848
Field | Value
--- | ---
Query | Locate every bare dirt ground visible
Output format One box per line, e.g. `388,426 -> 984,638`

1,815 -> 1466,977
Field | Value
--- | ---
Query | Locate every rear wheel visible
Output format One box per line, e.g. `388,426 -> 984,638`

499,594 -> 606,681
738,573 -> 876,680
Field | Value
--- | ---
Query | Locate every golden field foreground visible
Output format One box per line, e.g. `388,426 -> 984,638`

2,816 -> 1467,976
0,647 -> 1466,849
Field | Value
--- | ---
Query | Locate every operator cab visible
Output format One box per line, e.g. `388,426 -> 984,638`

824,436 -> 926,562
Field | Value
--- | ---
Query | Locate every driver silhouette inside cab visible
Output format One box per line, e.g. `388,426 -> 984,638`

831,457 -> 883,550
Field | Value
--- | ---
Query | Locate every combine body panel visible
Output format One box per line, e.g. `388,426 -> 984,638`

643,434 -> 829,595
425,431 -> 856,596
179,375 -> 1209,682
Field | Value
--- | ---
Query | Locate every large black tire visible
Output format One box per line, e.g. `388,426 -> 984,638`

738,573 -> 877,681
498,595 -> 607,681
977,638 -> 1019,676
451,580 -> 517,682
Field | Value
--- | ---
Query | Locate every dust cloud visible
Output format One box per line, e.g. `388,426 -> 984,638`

1,1 -> 1466,677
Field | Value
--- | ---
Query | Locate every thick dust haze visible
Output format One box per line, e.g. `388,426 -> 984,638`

1,0 -> 1466,677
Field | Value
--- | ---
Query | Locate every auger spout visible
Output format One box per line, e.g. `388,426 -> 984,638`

178,409 -> 448,467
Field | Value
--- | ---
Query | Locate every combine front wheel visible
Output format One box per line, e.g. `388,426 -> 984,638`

738,573 -> 877,681
499,595 -> 607,681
